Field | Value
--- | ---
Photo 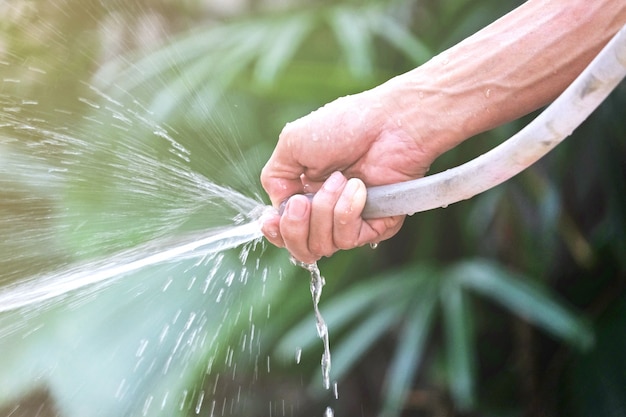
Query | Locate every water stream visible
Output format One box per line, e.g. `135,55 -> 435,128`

0,218 -> 265,313
0,3 -> 345,416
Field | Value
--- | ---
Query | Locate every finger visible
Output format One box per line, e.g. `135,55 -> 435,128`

333,178 -> 367,249
260,117 -> 318,207
260,161 -> 306,208
363,215 -> 406,243
308,172 -> 348,257
299,173 -> 326,195
280,194 -> 318,263
261,212 -> 284,248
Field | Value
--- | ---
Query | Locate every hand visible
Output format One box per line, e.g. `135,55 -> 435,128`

260,87 -> 438,263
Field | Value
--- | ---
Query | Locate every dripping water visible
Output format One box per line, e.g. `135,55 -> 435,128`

290,258 -> 337,416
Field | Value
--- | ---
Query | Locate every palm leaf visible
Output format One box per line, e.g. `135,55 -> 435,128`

368,13 -> 432,64
381,279 -> 438,416
253,13 -> 316,85
441,275 -> 475,411
451,259 -> 594,350
326,5 -> 375,79
319,301 -> 406,391
274,271 -> 420,357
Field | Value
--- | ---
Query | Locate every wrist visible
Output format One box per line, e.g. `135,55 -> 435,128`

373,68 -> 472,163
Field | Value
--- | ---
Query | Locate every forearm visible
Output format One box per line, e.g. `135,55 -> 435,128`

378,0 -> 626,159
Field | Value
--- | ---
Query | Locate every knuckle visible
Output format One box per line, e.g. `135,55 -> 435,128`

335,239 -> 358,251
309,241 -> 335,259
308,241 -> 325,257
334,232 -> 359,250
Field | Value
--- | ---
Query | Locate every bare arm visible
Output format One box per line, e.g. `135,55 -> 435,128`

382,0 -> 626,161
261,0 -> 626,263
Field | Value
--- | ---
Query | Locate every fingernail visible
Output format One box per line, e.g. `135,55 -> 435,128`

337,178 -> 365,223
264,224 -> 279,238
323,171 -> 344,192
286,196 -> 308,219
343,178 -> 361,199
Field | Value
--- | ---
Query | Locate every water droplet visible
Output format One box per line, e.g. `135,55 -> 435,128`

370,242 -> 379,249
28,66 -> 47,74
441,204 -> 448,209
324,407 -> 334,417
484,88 -> 492,98
78,97 -> 100,109
295,347 -> 302,364
195,390 -> 205,414
160,391 -> 169,410
142,395 -> 154,416
216,288 -> 224,302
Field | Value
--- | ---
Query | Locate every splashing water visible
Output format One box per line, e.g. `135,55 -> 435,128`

0,82 -> 342,415
1,84 -> 272,311
0,65 -> 281,417
0,2 -> 353,416
0,91 -> 280,414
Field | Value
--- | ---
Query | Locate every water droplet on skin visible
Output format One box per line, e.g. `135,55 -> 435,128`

441,204 -> 448,209
484,88 -> 492,98
370,242 -> 379,249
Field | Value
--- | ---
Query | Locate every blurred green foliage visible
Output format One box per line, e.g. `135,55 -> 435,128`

0,0 -> 625,417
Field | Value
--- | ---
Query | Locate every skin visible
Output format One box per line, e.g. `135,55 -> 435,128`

261,0 -> 626,264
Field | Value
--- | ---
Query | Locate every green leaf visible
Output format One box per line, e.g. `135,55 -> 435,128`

441,276 -> 475,411
320,301 -> 406,388
253,13 -> 315,85
368,13 -> 432,64
381,279 -> 438,417
95,20 -> 258,90
451,259 -> 594,350
327,6 -> 374,80
274,271 -> 417,357
148,25 -> 272,119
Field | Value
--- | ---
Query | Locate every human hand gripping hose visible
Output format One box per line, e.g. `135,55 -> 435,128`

281,24 -> 626,219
